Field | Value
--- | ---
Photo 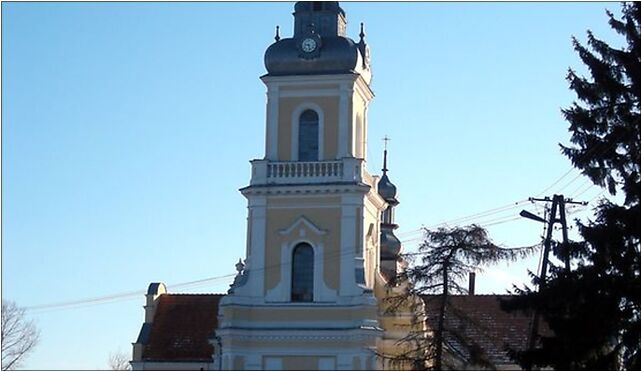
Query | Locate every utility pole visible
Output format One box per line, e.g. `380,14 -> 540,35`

530,194 -> 587,277
523,194 -> 587,352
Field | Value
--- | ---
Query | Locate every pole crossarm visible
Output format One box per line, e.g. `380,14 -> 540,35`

529,195 -> 588,206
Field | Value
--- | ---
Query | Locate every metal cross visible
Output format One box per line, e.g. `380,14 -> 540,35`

382,135 -> 391,151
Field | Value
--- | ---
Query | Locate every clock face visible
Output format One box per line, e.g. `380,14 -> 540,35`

301,38 -> 317,53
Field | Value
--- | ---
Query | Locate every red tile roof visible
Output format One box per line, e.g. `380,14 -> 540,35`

142,294 -> 222,362
139,293 -> 533,366
423,295 -> 533,366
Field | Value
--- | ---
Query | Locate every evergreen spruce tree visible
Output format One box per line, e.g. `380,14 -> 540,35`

384,225 -> 535,370
504,3 -> 640,370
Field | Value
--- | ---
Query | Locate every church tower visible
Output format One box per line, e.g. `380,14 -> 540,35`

215,2 -> 387,370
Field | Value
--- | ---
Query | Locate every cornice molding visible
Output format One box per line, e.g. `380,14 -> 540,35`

260,73 -> 374,102
240,182 -> 371,197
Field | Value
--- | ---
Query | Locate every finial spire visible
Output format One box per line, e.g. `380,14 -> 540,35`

235,258 -> 244,273
359,22 -> 365,42
274,25 -> 280,42
382,135 -> 391,174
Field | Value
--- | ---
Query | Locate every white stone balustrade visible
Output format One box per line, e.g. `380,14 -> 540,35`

250,158 -> 374,186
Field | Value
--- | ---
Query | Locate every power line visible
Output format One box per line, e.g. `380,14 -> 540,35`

395,200 -> 528,239
27,237 -> 400,313
536,168 -> 576,197
399,214 -> 526,243
479,215 -> 523,228
27,296 -> 144,316
424,200 -> 529,230
535,130 -> 630,199
399,212 -> 534,244
568,179 -> 594,199
557,172 -> 586,194
25,273 -> 236,313
402,242 -> 542,257
586,189 -> 607,205
573,182 -> 598,199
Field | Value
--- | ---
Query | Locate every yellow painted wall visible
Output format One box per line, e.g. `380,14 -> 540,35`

232,335 -> 374,350
232,356 -> 245,370
264,203 -> 341,294
375,275 -> 428,371
280,84 -> 337,91
352,356 -> 361,369
277,96 -> 340,161
273,79 -> 373,161
268,196 -> 341,207
221,304 -> 378,323
282,356 -> 321,371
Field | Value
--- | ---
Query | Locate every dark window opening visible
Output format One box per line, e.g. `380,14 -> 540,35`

291,243 -> 314,302
313,2 -> 322,11
298,109 -> 319,161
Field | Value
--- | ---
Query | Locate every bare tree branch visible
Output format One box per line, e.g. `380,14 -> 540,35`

1,300 -> 40,370
107,350 -> 131,371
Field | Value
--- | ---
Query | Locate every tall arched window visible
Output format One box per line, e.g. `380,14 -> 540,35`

298,109 -> 319,161
291,243 -> 314,302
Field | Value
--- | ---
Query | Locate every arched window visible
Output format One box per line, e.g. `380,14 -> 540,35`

298,110 -> 319,161
291,243 -> 314,302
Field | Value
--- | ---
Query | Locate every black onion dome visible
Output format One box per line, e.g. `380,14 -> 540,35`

264,36 -> 360,76
380,228 -> 401,259
377,173 -> 398,202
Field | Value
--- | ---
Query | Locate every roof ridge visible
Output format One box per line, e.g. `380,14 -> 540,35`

163,293 -> 225,297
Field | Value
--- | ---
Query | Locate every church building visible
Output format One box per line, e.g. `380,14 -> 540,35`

130,2 -> 532,370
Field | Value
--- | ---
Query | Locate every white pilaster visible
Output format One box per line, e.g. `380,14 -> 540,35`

363,105 -> 369,161
339,195 -> 363,296
337,83 -> 351,158
243,195 -> 267,297
266,86 -> 279,160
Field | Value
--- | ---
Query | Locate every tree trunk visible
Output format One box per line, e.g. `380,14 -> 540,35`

435,265 -> 449,370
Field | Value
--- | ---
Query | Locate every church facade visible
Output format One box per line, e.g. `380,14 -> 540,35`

130,2 -> 533,370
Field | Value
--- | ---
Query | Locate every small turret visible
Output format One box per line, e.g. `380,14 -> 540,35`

377,149 -> 398,203
378,139 -> 401,281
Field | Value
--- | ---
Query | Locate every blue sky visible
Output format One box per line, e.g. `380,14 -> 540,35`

2,1 -> 622,369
